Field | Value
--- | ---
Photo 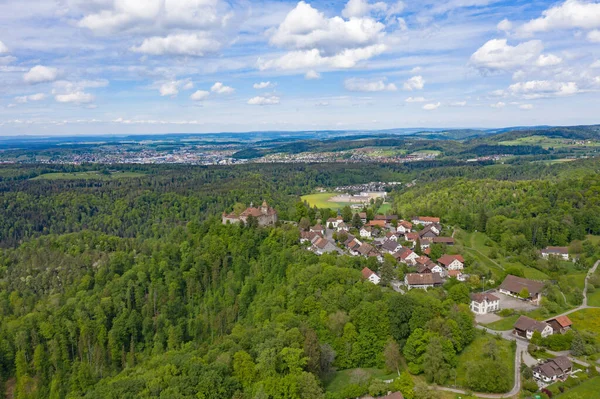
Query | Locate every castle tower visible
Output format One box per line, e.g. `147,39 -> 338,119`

261,200 -> 268,215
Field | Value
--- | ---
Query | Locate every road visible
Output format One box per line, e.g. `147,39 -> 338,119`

435,259 -> 600,398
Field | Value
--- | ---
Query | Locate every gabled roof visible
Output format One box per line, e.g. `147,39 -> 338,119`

534,356 -> 572,378
382,240 -> 400,252
378,392 -> 404,399
433,237 -> 455,244
405,272 -> 442,285
514,315 -> 549,333
471,292 -> 499,303
500,275 -> 544,296
438,254 -> 465,267
361,267 -> 375,279
357,243 -> 375,255
395,248 -> 415,260
414,216 -> 440,223
399,220 -> 413,229
542,246 -> 569,254
405,232 -> 419,241
311,224 -> 324,231
548,315 -> 572,328
415,255 -> 431,265
448,269 -> 462,277
367,220 -> 387,227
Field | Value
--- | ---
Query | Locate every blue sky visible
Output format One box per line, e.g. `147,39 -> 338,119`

1,0 -> 600,135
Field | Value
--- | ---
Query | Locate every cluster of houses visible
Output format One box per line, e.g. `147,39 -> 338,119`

301,214 -> 471,290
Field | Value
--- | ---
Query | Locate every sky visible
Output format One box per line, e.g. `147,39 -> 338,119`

1,0 -> 600,135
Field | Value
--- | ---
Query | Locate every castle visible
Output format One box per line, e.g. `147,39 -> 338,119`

222,201 -> 278,226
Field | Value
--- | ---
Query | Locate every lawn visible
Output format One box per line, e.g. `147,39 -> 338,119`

457,230 -> 550,281
587,289 -> 600,307
568,308 -> 600,345
31,171 -> 146,180
455,333 -> 514,389
555,376 -> 600,398
301,192 -> 355,210
498,135 -> 600,149
378,203 -> 392,214
325,368 -> 397,393
482,315 -> 520,331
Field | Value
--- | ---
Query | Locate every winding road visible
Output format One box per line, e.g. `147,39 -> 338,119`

435,259 -> 600,398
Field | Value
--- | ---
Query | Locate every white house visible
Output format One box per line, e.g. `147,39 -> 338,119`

395,248 -> 419,265
541,246 -> 570,261
396,221 -> 413,234
470,293 -> 500,315
514,316 -> 553,340
361,267 -> 381,284
533,357 -> 572,383
360,226 -> 372,239
438,254 -> 465,270
327,216 -> 344,229
411,216 -> 440,226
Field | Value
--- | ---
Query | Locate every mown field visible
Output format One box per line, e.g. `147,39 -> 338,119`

456,230 -> 550,281
555,376 -> 600,398
301,192 -> 354,210
569,308 -> 600,345
498,135 -> 600,149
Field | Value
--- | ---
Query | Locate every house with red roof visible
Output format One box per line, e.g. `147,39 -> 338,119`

361,267 -> 381,285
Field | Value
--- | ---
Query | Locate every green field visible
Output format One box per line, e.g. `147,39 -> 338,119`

301,192 -> 354,210
410,150 -> 442,156
455,333 -> 514,389
482,315 -> 520,331
569,308 -> 600,345
31,171 -> 146,180
555,376 -> 600,398
456,230 -> 550,281
378,203 -> 392,214
498,135 -> 600,149
325,368 -> 396,393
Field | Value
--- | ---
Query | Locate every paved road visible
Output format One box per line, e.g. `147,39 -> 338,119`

436,260 -> 600,398
539,259 -> 600,321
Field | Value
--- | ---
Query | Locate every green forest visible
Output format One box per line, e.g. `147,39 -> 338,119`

1,156 -> 600,399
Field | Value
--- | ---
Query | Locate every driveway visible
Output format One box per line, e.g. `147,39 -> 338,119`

493,291 -> 539,312
475,312 -> 502,324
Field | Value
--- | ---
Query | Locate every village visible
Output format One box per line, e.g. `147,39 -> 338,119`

223,200 -> 599,394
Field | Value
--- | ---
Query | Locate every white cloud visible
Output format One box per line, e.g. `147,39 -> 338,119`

404,75 -> 424,91
190,90 -> 210,101
305,70 -> 321,79
497,19 -> 512,31
77,0 -> 224,34
470,39 -> 543,71
259,44 -> 386,70
263,1 -> 389,72
344,77 -> 397,92
423,102 -> 440,110
536,54 -> 562,67
405,96 -> 426,102
490,101 -> 506,108
160,81 -> 180,96
342,0 -> 389,18
588,30 -> 600,42
253,81 -> 275,89
519,103 -> 533,110
520,0 -> 600,35
55,91 -> 95,104
131,33 -> 221,56
247,95 -> 280,105
0,40 -> 8,54
591,60 -> 600,68
14,93 -> 46,104
271,1 -> 385,53
508,80 -> 579,98
53,79 -> 109,92
450,101 -> 467,106
24,65 -> 58,84
182,81 -> 194,90
0,56 -> 17,65
211,82 -> 235,94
